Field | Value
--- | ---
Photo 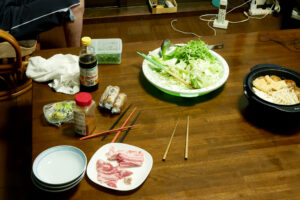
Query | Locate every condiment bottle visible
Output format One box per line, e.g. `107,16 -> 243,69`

73,92 -> 96,136
79,36 -> 99,92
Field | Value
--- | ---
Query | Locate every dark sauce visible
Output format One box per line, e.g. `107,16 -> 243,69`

79,54 -> 98,92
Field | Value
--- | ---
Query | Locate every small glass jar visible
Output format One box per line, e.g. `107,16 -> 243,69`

73,92 -> 96,136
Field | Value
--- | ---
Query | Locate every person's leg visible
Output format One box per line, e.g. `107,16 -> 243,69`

63,0 -> 84,47
0,0 -> 80,40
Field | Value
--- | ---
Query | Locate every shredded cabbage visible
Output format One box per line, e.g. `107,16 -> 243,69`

148,40 -> 224,90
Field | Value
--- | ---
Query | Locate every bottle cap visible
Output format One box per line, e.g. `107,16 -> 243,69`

81,37 -> 91,46
75,92 -> 92,107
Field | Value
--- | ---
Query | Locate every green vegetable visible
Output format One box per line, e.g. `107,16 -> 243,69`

167,40 -> 217,64
148,39 -> 224,90
96,54 -> 121,64
50,112 -> 67,120
48,102 -> 75,122
161,39 -> 176,60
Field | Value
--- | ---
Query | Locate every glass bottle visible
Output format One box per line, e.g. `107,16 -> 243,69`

73,92 -> 96,136
79,36 -> 99,92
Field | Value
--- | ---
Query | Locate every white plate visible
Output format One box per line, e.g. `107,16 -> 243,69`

32,145 -> 87,185
142,46 -> 229,97
31,170 -> 84,189
86,143 -> 153,191
31,170 -> 84,193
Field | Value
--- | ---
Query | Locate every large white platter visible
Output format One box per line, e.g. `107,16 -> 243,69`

86,143 -> 153,191
32,145 -> 87,185
142,47 -> 229,97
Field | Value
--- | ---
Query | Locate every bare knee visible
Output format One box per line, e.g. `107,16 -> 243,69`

71,0 -> 85,17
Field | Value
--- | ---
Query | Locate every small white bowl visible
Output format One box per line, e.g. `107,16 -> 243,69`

31,170 -> 85,192
32,145 -> 87,185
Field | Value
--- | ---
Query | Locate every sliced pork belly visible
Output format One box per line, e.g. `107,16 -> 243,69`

96,159 -> 132,188
106,147 -> 144,167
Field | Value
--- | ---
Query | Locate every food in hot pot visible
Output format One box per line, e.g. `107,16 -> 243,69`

252,75 -> 300,105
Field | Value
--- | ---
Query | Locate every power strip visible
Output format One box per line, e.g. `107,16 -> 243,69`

249,7 -> 272,15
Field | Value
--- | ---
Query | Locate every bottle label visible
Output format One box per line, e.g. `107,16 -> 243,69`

80,65 -> 99,87
74,111 -> 86,136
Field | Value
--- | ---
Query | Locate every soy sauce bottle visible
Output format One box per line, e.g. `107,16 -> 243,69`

79,37 -> 99,92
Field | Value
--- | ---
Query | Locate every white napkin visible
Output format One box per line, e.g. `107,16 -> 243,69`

26,54 -> 80,94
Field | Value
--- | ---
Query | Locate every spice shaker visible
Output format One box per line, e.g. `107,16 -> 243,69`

73,92 -> 96,136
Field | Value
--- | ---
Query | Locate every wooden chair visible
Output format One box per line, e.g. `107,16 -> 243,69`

0,29 -> 36,100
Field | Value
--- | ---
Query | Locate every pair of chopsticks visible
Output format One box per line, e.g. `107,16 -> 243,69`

109,106 -> 140,143
111,107 -> 137,143
101,104 -> 132,141
162,116 -> 190,161
119,111 -> 141,143
80,104 -> 140,142
79,125 -> 134,141
104,104 -> 140,143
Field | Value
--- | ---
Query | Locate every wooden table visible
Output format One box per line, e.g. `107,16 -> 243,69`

31,29 -> 300,199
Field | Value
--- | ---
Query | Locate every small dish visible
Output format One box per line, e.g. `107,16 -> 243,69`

32,145 -> 87,185
86,143 -> 153,191
31,170 -> 84,192
31,170 -> 84,189
142,46 -> 229,97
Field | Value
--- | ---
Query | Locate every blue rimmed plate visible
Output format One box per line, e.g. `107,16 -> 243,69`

32,145 -> 87,186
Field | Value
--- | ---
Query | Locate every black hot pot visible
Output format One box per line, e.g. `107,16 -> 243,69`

243,64 -> 300,114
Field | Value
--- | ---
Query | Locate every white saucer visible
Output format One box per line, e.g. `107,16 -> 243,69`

32,145 -> 87,185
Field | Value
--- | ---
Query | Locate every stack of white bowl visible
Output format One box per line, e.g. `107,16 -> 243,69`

31,145 -> 87,192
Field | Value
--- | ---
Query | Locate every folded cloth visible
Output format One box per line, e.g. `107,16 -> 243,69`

26,54 -> 80,94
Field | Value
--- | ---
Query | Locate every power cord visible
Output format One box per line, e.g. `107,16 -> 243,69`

259,34 -> 300,53
170,19 -> 202,38
171,0 -> 276,37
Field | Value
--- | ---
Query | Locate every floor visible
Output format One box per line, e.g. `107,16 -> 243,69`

0,8 -> 284,199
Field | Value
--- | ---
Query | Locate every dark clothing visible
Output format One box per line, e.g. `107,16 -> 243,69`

0,0 -> 79,40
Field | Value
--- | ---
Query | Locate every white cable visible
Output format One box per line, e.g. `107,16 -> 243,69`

199,14 -> 217,22
227,0 -> 252,15
197,0 -> 252,33
170,19 -> 202,38
171,0 -> 272,37
227,0 -> 252,23
207,19 -> 217,36
229,17 -> 250,23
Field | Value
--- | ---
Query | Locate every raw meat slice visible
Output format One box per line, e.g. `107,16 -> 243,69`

106,147 -> 144,167
96,159 -> 132,188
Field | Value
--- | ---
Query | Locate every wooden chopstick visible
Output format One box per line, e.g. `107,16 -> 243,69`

111,107 -> 137,143
119,111 -> 141,143
162,119 -> 179,161
101,104 -> 132,141
185,116 -> 189,160
79,125 -> 134,141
